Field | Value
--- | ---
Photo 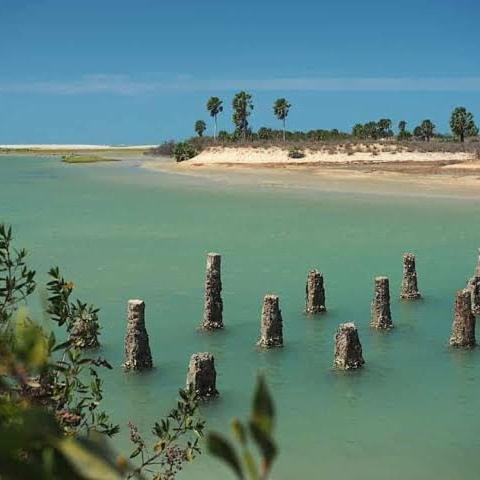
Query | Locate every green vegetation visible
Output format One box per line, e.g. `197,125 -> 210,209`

288,147 -> 305,159
450,107 -> 478,143
207,97 -> 224,140
273,98 -> 291,142
173,142 -> 198,162
62,154 -> 121,164
414,119 -> 436,142
195,120 -> 207,137
232,91 -> 254,140
207,376 -> 278,480
397,120 -> 411,140
352,119 -> 393,140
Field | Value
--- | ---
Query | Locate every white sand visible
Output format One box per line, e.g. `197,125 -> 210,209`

185,146 -> 472,166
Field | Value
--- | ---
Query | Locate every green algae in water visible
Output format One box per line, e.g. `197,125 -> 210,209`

1,155 -> 480,480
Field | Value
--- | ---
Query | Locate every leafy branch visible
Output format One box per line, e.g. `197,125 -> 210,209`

0,223 -> 36,324
128,387 -> 205,479
207,376 -> 278,480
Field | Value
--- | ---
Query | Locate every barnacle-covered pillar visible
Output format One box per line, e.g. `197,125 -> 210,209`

186,352 -> 218,399
124,300 -> 153,371
450,289 -> 476,347
334,322 -> 365,369
371,276 -> 393,329
305,269 -> 326,314
202,253 -> 223,330
467,276 -> 480,316
400,253 -> 421,300
257,294 -> 283,348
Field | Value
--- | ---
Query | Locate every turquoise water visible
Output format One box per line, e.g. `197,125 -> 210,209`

1,155 -> 480,479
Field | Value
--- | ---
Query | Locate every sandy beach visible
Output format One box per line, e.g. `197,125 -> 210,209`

141,145 -> 480,198
183,145 -> 474,165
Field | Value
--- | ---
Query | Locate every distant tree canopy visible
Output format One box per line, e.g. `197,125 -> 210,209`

232,91 -> 254,140
397,120 -> 412,140
273,98 -> 291,141
206,97 -> 223,140
194,120 -> 207,137
352,119 -> 393,140
450,107 -> 478,142
414,119 -> 436,141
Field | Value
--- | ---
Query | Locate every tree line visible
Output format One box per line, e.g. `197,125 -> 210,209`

192,93 -> 478,143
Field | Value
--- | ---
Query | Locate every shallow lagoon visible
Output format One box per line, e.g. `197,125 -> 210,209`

1,155 -> 480,479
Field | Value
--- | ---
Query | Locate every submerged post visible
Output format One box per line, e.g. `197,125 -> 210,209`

124,299 -> 153,371
334,322 -> 365,370
186,352 -> 218,399
371,276 -> 393,329
476,248 -> 480,277
449,289 -> 476,347
400,253 -> 421,300
305,269 -> 326,314
257,294 -> 283,348
201,253 -> 223,330
467,276 -> 480,316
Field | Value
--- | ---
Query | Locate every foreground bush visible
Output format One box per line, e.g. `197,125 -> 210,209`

288,147 -> 305,159
173,142 -> 198,162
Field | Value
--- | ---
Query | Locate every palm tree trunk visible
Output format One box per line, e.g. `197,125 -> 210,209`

283,118 -> 286,142
214,115 -> 217,141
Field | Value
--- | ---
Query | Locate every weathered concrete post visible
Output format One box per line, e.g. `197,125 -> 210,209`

371,276 -> 393,329
467,276 -> 480,316
124,300 -> 153,371
334,322 -> 365,369
201,253 -> 223,330
305,269 -> 326,314
257,294 -> 283,347
400,253 -> 421,300
186,352 -> 218,399
449,289 -> 476,347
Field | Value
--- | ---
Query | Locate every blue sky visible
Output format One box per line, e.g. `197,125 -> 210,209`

0,0 -> 479,144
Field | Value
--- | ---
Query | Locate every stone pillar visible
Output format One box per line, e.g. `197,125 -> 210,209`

124,300 -> 153,371
202,253 -> 223,330
371,276 -> 393,329
305,269 -> 326,314
400,253 -> 421,300
449,289 -> 476,347
334,322 -> 365,370
186,352 -> 218,399
257,294 -> 283,348
467,276 -> 480,316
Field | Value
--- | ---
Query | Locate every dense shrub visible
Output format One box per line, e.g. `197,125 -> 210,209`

288,147 -> 305,159
173,142 -> 198,162
149,140 -> 176,157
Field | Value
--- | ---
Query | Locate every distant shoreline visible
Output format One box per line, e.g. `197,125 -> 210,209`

0,144 -> 155,155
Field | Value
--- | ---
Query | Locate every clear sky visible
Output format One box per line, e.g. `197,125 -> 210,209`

0,0 -> 479,144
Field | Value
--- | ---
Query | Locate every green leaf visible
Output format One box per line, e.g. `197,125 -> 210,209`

251,376 -> 275,435
231,418 -> 247,446
206,432 -> 243,479
248,421 -> 277,469
56,436 -> 126,480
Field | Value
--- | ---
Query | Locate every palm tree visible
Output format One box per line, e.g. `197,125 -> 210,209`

206,97 -> 223,140
273,98 -> 291,142
195,120 -> 206,137
232,91 -> 254,140
450,107 -> 478,143
419,119 -> 435,141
